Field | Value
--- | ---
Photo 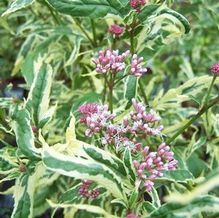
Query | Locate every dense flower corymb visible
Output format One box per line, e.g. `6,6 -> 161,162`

79,103 -> 115,136
130,0 -> 146,12
133,143 -> 178,192
127,213 -> 141,218
211,62 -> 219,76
79,99 -> 177,192
79,180 -> 100,199
108,24 -> 124,37
92,49 -> 130,74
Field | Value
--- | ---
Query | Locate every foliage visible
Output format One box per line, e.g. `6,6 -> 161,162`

0,0 -> 219,218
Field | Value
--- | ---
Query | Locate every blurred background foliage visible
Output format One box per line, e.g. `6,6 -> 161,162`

0,0 -> 219,217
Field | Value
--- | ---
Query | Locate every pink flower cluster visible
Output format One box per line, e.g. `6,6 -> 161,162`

127,213 -> 141,218
79,180 -> 100,199
133,143 -> 178,192
92,49 -> 130,74
79,103 -> 115,137
79,99 -> 163,148
79,99 -> 177,192
130,0 -> 146,12
93,49 -> 148,77
131,54 -> 148,77
211,62 -> 219,76
108,24 -> 124,37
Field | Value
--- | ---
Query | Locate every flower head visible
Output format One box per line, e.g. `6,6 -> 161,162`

79,180 -> 100,199
130,0 -> 146,12
127,213 -> 141,218
130,54 -> 148,77
108,24 -> 124,37
211,62 -> 219,76
79,103 -> 115,136
133,142 -> 178,192
93,49 -> 130,74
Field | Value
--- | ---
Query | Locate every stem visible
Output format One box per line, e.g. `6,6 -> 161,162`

130,15 -> 137,54
43,0 -> 61,24
102,75 -> 107,103
204,75 -> 216,127
114,74 -> 129,86
166,95 -> 219,144
90,19 -> 97,47
74,19 -> 95,47
139,80 -> 149,106
109,86 -> 113,113
109,73 -> 114,113
130,31 -> 134,54
203,75 -> 216,106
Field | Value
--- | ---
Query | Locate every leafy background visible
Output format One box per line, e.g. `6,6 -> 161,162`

0,0 -> 219,218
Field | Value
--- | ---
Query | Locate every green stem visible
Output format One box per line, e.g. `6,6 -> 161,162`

203,75 -> 216,128
166,95 -> 219,144
130,30 -> 134,54
109,86 -> 113,113
139,80 -> 149,106
102,75 -> 107,104
203,75 -> 216,106
114,74 -> 129,86
43,0 -> 61,24
74,19 -> 95,47
130,15 -> 137,54
90,19 -> 97,47
109,73 -> 114,113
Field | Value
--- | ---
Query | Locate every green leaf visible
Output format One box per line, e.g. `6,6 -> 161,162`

48,200 -> 118,218
128,189 -> 139,208
25,64 -> 53,127
148,195 -> 219,218
0,97 -> 13,108
42,144 -> 127,201
2,0 -> 35,16
124,76 -> 138,105
153,76 -> 219,110
138,5 -> 190,59
165,169 -> 219,204
0,146 -> 18,174
83,145 -> 127,177
46,0 -> 130,18
11,108 -> 40,159
188,135 -> 206,157
21,36 -> 58,86
65,35 -> 82,67
59,184 -> 82,204
12,164 -> 44,218
123,148 -> 136,182
150,187 -> 161,208
137,4 -> 160,21
157,170 -> 194,183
